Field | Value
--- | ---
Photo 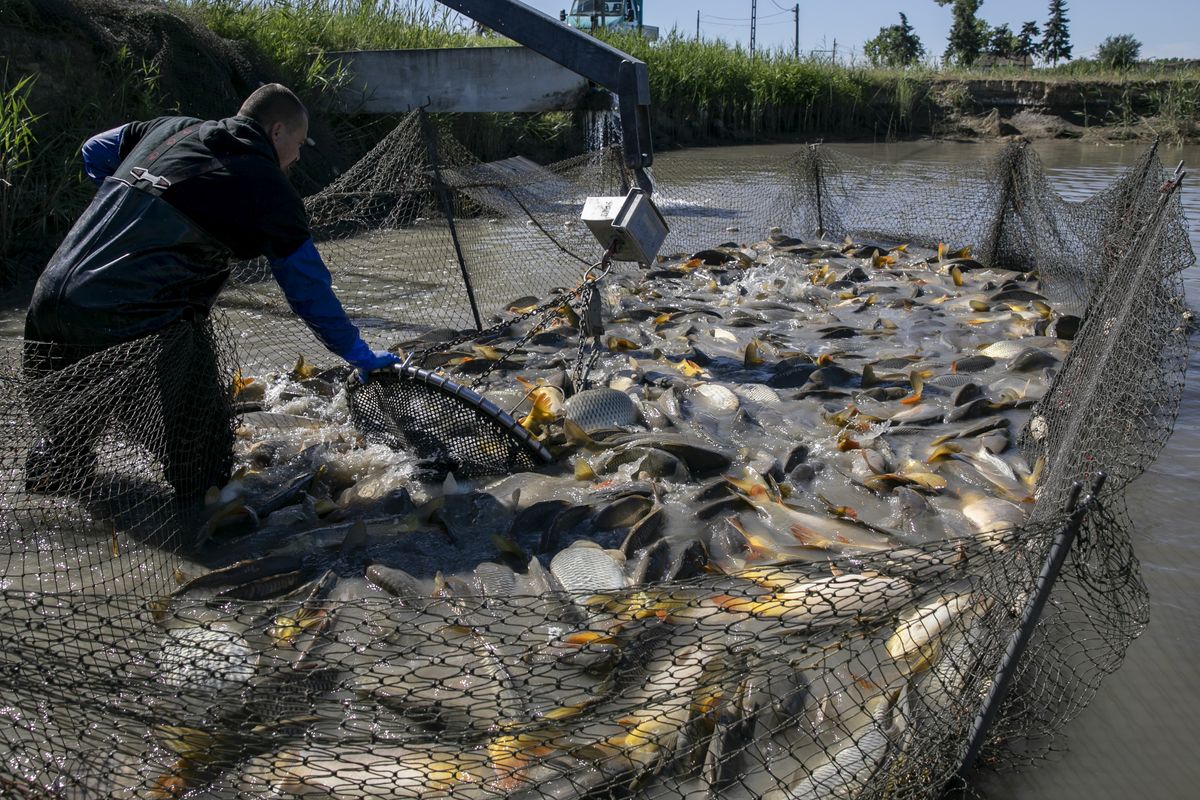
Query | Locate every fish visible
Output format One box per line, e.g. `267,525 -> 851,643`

961,491 -> 1028,537
550,542 -> 627,596
563,387 -> 638,431
715,572 -> 916,629
347,621 -> 526,734
184,226 -> 1088,800
724,475 -> 901,554
254,743 -> 500,798
886,590 -> 988,662
744,339 -> 767,366
762,688 -> 901,800
689,383 -> 741,414
290,354 -> 318,381
519,385 -> 562,435
156,625 -> 257,694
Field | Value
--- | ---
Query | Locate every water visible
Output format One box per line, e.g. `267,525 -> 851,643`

2,139 -> 1195,798
652,139 -> 1200,800
835,141 -> 1200,800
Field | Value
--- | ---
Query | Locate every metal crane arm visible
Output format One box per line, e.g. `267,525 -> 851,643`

437,0 -> 653,191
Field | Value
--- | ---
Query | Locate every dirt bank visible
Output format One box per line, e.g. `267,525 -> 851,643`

0,0 -> 345,282
921,77 -> 1196,145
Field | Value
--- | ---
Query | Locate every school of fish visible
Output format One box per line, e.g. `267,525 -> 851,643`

130,232 -> 1075,799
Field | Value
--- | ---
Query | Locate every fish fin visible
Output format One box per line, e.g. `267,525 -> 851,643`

341,519 -> 368,554
788,522 -> 827,546
417,494 -> 445,521
563,418 -> 595,448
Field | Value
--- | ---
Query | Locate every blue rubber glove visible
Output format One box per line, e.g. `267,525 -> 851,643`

81,124 -> 127,186
271,239 -> 401,377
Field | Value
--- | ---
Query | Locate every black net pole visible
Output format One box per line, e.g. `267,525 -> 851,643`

419,108 -> 483,331
811,143 -> 825,237
953,472 -> 1109,789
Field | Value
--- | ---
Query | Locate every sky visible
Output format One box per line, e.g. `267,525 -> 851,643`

512,1 -> 1200,62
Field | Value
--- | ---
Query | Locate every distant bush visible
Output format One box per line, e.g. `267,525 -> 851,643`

1097,35 -> 1142,71
864,13 -> 924,68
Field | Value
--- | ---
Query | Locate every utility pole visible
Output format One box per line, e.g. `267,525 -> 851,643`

696,9 -> 700,40
750,0 -> 757,57
793,4 -> 799,59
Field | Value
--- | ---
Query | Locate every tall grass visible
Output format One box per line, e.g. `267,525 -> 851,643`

599,31 -> 944,140
1,71 -> 42,273
0,45 -> 169,287
167,4 -> 1200,144
173,1 -> 494,98
1145,79 -> 1200,140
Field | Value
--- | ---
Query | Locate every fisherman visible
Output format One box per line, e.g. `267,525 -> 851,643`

23,83 -> 400,502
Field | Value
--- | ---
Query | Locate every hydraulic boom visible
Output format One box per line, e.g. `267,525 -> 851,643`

437,0 -> 654,192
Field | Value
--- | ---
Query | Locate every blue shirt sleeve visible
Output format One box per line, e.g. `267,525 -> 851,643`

270,239 -> 397,371
81,125 -> 128,186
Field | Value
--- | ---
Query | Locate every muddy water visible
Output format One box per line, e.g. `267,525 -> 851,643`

670,139 -> 1197,800
833,141 -> 1200,800
1,140 -> 1195,799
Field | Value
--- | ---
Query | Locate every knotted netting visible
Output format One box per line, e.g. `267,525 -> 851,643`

0,118 -> 1192,800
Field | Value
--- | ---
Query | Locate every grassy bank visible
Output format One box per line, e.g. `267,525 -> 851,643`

172,3 -> 1200,144
599,30 -> 1200,142
174,0 -> 486,104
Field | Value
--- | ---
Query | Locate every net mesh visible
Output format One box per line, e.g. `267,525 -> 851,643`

346,363 -> 551,480
0,113 -> 1192,799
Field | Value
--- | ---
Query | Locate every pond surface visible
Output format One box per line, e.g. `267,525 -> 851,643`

2,138 -> 1195,800
681,139 -> 1197,800
846,140 -> 1199,800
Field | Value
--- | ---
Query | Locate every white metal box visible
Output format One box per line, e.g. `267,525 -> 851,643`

580,188 -> 669,265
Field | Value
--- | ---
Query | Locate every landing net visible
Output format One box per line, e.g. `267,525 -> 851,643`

0,114 -> 1192,800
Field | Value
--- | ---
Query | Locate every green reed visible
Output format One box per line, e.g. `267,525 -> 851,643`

1,70 -> 41,270
172,1 -> 493,97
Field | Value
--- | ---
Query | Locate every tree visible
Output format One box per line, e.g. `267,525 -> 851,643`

1042,0 -> 1071,66
1016,20 -> 1041,62
937,0 -> 985,67
1097,34 -> 1142,70
864,12 -> 926,67
987,23 -> 1018,58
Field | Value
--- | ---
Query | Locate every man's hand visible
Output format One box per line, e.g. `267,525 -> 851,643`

271,240 -> 402,380
349,349 -> 402,381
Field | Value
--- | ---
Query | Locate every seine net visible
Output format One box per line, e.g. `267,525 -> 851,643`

0,113 -> 1192,800
345,362 -> 552,479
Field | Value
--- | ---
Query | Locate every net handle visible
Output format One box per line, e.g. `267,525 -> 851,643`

355,362 -> 554,465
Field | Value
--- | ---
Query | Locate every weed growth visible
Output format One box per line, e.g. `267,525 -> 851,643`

1,70 -> 42,271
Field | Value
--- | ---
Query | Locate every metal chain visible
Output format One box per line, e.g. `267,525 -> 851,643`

405,244 -> 617,392
571,251 -> 615,391
468,288 -> 588,388
572,281 -> 597,391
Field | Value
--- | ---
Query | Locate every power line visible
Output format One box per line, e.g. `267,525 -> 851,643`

704,10 -> 789,22
700,17 -> 793,26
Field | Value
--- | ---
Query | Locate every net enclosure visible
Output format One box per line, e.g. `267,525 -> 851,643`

0,111 -> 1193,800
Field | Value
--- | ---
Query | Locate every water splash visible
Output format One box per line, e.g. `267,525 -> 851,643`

584,99 -> 621,153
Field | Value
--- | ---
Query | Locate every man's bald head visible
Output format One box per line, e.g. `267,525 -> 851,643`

240,84 -> 308,173
239,84 -> 307,130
